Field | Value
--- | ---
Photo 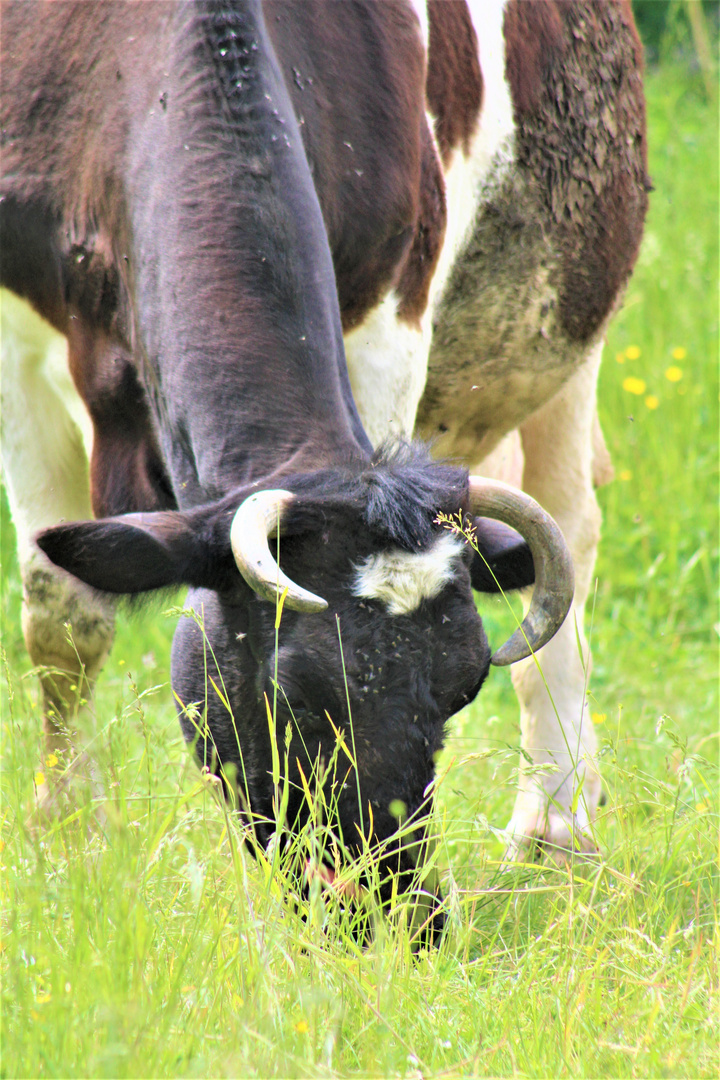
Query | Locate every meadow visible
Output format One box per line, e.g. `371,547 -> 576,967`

1,59 -> 718,1079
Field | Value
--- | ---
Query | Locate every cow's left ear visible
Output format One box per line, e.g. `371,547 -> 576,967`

36,506 -> 237,595
469,518 -> 535,593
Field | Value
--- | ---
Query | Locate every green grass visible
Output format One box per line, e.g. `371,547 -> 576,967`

1,62 -> 718,1078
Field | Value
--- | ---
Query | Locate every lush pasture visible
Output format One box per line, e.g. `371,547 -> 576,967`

1,62 -> 717,1078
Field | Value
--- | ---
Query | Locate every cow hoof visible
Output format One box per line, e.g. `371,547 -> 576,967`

503,810 -> 599,864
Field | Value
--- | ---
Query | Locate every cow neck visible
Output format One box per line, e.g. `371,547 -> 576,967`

121,1 -> 371,509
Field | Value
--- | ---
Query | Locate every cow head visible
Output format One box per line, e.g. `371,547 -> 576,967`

37,445 -> 572,934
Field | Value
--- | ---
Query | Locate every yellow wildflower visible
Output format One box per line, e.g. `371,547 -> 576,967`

618,469 -> 632,482
34,772 -> 45,787
695,802 -> 708,814
294,1020 -> 309,1034
623,376 -> 646,395
0,839 -> 5,854
645,395 -> 659,410
615,351 -> 625,364
45,753 -> 59,768
665,366 -> 683,382
625,345 -> 641,360
36,992 -> 52,1005
591,712 -> 606,725
671,347 -> 687,360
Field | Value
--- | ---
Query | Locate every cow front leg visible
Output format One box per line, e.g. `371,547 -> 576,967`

506,343 -> 606,857
1,292 -> 116,810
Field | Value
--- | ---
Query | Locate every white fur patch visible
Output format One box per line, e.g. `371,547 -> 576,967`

343,289 -> 432,446
353,533 -> 464,616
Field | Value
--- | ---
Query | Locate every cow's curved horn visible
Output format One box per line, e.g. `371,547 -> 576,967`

230,490 -> 328,613
467,478 -> 574,666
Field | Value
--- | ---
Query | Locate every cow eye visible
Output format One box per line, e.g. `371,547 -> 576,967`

273,694 -> 312,726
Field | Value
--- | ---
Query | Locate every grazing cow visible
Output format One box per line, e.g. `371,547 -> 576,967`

0,0 -> 646,887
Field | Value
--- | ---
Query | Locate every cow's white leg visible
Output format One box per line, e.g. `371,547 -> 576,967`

344,291 -> 431,446
1,292 -> 116,803
506,341 -> 605,857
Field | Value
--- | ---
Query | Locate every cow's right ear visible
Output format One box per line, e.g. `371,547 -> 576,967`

36,507 -> 237,595
469,517 -> 535,593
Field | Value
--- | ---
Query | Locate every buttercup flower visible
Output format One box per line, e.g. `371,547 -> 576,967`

623,376 -> 646,395
665,366 -> 683,382
625,345 -> 641,360
672,346 -> 687,360
645,395 -> 659,410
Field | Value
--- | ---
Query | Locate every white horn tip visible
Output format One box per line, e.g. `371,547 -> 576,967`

230,489 -> 328,614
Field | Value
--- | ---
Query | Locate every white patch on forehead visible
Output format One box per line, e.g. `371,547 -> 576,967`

353,533 -> 464,616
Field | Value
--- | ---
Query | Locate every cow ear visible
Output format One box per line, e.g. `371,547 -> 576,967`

469,518 -> 535,593
36,508 -> 235,595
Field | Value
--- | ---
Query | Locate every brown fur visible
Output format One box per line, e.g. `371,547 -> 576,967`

66,321 -> 175,518
504,0 -> 649,342
267,0 -> 429,332
396,120 -> 447,327
426,0 -> 483,163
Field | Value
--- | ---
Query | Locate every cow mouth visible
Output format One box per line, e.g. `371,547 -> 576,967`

255,789 -> 445,945
303,854 -> 445,946
296,810 -> 445,946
